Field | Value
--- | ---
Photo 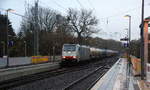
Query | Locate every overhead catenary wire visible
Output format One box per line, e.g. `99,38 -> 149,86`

1,1 -> 149,21
25,0 -> 58,13
51,0 -> 66,10
101,3 -> 150,21
98,4 -> 148,40
87,0 -> 96,11
0,1 -> 62,18
39,1 -> 51,8
0,1 -> 150,25
76,0 -> 84,8
101,8 -> 138,21
0,8 -> 27,18
100,6 -> 140,25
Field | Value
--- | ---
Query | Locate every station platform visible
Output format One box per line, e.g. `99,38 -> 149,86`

91,58 -> 150,90
0,62 -> 59,82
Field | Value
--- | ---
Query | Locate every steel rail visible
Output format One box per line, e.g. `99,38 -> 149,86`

0,56 -> 118,89
87,72 -> 106,90
64,56 -> 119,90
64,66 -> 104,90
0,63 -> 97,89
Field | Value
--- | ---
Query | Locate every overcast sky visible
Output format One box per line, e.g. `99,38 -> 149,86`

0,0 -> 150,41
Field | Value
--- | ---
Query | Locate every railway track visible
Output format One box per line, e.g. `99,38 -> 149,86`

0,66 -> 93,90
63,64 -> 109,90
63,56 -> 119,90
0,58 -> 107,89
1,56 -> 118,90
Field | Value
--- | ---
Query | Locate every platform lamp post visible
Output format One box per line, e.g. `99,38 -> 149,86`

124,15 -> 131,60
124,15 -> 131,46
124,28 -> 129,55
6,8 -> 14,67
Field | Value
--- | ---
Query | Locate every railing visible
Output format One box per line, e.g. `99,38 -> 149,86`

0,55 -> 61,68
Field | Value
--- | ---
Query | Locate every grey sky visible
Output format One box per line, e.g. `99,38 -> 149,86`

0,0 -> 150,40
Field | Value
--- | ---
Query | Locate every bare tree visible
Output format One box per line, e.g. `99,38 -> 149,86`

21,5 -> 58,33
67,8 -> 99,44
19,5 -> 74,55
38,8 -> 57,32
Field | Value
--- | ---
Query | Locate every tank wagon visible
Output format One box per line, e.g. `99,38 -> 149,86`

61,44 -> 118,63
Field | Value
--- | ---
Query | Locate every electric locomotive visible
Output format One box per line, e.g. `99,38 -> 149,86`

61,44 -> 118,64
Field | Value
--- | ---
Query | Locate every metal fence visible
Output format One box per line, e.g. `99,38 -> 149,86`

9,57 -> 31,66
0,56 -> 61,68
0,58 -> 7,68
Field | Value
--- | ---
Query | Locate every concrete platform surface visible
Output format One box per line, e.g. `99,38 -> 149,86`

0,62 -> 60,82
91,58 -> 139,90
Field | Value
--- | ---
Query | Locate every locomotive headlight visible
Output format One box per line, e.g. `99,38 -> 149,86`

73,56 -> 76,59
62,56 -> 66,58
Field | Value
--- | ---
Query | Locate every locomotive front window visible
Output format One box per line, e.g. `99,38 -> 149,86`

63,45 -> 76,51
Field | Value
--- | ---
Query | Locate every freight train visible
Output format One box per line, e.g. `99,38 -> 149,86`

61,44 -> 118,63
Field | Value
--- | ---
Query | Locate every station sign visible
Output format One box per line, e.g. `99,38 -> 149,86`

122,43 -> 128,48
9,41 -> 14,47
120,38 -> 129,41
